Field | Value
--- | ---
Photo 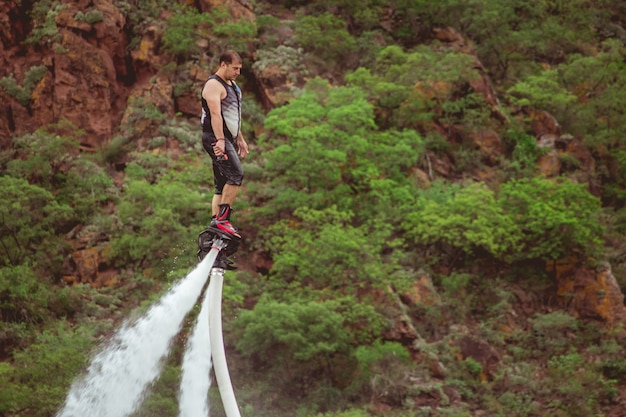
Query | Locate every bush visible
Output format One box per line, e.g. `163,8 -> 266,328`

0,176 -> 73,267
110,177 -> 205,270
0,65 -> 47,106
294,13 -> 357,69
163,6 -> 257,60
406,182 -> 521,259
1,322 -> 95,416
529,312 -> 578,356
499,177 -> 604,260
74,9 -> 104,24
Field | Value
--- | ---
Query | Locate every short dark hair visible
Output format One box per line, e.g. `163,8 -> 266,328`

219,50 -> 242,65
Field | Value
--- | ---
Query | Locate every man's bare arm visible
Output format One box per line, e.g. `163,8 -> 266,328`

202,79 -> 227,155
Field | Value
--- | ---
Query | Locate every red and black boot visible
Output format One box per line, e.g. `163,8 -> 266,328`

213,204 -> 241,238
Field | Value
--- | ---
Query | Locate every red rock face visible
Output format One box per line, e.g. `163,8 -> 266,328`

0,0 -> 130,149
554,260 -> 626,326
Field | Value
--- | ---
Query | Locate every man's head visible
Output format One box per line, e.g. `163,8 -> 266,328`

217,50 -> 242,81
219,50 -> 242,66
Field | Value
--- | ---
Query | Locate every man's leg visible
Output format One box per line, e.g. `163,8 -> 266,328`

212,184 -> 241,237
211,194 -> 221,217
220,184 -> 239,206
211,185 -> 240,269
212,184 -> 239,214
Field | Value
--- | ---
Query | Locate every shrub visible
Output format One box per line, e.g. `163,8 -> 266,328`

163,6 -> 257,60
26,1 -> 65,45
529,312 -> 578,356
0,65 -> 47,106
499,177 -> 604,260
406,183 -> 521,259
74,9 -> 104,24
0,176 -> 73,267
294,13 -> 357,69
2,322 -> 95,416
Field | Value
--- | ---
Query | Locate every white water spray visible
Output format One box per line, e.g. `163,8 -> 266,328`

57,250 -> 218,417
178,280 -> 213,417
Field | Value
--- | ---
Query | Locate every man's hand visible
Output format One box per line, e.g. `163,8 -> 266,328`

237,136 -> 249,158
213,138 -> 226,156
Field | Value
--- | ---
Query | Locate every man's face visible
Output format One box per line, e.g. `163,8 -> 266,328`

223,61 -> 242,81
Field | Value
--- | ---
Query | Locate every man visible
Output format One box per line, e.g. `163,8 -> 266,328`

199,50 -> 248,266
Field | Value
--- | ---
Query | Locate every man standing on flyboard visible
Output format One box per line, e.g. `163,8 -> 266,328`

198,50 -> 249,269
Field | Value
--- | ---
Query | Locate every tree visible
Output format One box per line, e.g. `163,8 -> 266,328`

346,45 -> 482,131
557,39 -> 626,148
234,294 -> 385,401
264,207 -> 392,290
0,176 -> 72,267
163,5 -> 257,61
405,182 -> 521,262
2,322 -> 94,417
6,122 -> 114,220
258,79 -> 422,219
110,175 -> 206,270
499,177 -> 604,260
294,12 -> 357,71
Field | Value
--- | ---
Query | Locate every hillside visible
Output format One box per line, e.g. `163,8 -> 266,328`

2,0 -> 626,416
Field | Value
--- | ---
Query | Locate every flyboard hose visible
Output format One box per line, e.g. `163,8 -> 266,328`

207,239 -> 241,417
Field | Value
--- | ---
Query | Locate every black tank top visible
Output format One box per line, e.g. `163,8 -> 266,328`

200,74 -> 242,140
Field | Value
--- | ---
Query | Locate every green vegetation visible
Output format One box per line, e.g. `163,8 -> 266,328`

0,65 -> 47,106
25,0 -> 65,45
3,0 -> 626,416
74,9 -> 104,24
163,5 -> 257,61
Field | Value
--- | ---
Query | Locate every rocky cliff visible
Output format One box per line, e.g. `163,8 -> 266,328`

0,0 -> 270,150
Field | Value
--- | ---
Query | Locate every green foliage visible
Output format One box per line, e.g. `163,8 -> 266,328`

406,182 -> 520,259
258,79 -> 422,219
0,176 -> 72,267
529,312 -> 579,356
506,128 -> 544,177
265,207 -> 392,290
160,122 -> 204,153
163,6 -> 257,60
26,1 -> 65,45
558,40 -> 626,148
351,340 -> 416,411
314,409 -> 372,417
0,321 -> 95,416
0,265 -> 50,326
74,9 -> 104,24
163,7 -> 214,58
110,176 -> 205,270
6,2 -> 626,416
211,9 -> 258,52
507,69 -> 577,113
294,13 -> 356,62
543,351 -> 618,416
236,295 -> 351,362
7,122 -> 114,220
355,340 -> 410,374
7,122 -> 81,186
405,176 -> 604,265
423,0 -> 607,83
252,45 -> 309,82
495,391 -> 541,417
0,65 -> 47,106
235,295 -> 360,402
499,177 -> 604,260
346,45 -> 482,130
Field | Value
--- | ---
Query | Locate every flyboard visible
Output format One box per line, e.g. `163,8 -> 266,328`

196,226 -> 242,417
